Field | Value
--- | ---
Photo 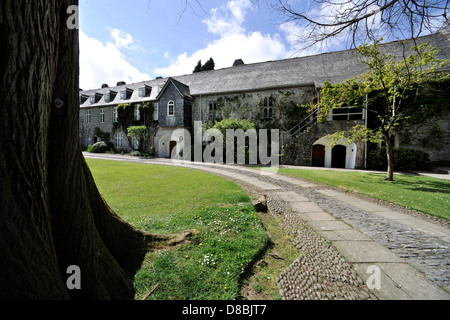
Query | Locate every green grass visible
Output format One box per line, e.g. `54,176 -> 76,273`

86,159 -> 269,300
275,168 -> 450,221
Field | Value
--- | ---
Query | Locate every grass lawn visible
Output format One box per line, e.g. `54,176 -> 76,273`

275,168 -> 450,221
86,158 -> 269,300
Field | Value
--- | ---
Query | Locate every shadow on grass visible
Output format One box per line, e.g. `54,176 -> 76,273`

378,175 -> 450,194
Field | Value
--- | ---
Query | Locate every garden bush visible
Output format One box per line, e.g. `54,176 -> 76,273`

89,141 -> 116,153
368,147 -> 431,171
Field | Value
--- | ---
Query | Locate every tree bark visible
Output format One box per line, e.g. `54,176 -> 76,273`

383,132 -> 395,181
0,0 -> 168,299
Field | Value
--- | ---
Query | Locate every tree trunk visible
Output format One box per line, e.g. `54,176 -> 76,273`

0,0 -> 162,299
384,132 -> 395,181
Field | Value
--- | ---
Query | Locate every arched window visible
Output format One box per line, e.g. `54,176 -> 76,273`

264,108 -> 268,119
268,108 -> 273,119
167,100 -> 174,116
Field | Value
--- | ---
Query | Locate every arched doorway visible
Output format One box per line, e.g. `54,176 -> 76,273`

332,145 -> 346,168
312,144 -> 325,167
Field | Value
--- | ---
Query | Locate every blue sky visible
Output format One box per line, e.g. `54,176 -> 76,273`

78,0 -> 446,90
78,0 -> 310,90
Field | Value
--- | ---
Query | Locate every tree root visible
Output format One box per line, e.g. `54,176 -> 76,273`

143,228 -> 200,251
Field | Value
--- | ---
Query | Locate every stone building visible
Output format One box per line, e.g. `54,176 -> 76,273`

79,32 -> 450,168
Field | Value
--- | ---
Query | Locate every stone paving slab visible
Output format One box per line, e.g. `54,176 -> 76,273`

298,211 -> 337,221
317,229 -> 373,241
333,241 -> 404,263
354,263 -> 414,300
289,201 -> 325,213
308,220 -> 353,231
273,191 -> 310,202
355,263 -> 450,300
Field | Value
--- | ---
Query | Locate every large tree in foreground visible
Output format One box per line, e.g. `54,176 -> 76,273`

0,0 -> 187,299
305,40 -> 449,181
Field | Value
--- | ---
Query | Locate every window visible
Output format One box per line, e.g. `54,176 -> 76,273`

113,107 -> 118,123
263,97 -> 274,119
114,132 -> 123,148
104,90 -> 117,103
120,90 -> 127,100
134,106 -> 140,121
86,109 -> 91,124
138,87 -> 146,97
264,97 -> 273,108
167,100 -> 174,116
332,107 -> 363,120
154,103 -> 159,120
100,108 -> 105,123
209,101 -> 217,120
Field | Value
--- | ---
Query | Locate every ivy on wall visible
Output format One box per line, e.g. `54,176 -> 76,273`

113,102 -> 156,151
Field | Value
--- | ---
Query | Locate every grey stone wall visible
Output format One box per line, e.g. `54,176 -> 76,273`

397,111 -> 450,166
158,81 -> 191,128
191,86 -> 317,131
79,106 -> 115,149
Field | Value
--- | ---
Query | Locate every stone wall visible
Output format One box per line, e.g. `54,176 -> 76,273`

79,106 -> 115,149
158,81 -> 191,128
191,86 -> 317,131
397,111 -> 450,166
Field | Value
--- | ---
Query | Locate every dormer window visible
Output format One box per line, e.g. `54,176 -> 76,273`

89,93 -> 102,104
104,90 -> 117,103
80,94 -> 89,105
138,85 -> 151,97
120,88 -> 133,100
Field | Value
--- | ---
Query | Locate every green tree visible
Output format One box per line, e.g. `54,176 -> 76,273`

127,125 -> 147,151
193,60 -> 202,73
203,118 -> 257,164
202,57 -> 215,71
306,40 -> 449,181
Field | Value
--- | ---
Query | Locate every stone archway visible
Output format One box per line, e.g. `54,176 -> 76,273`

312,137 -> 357,169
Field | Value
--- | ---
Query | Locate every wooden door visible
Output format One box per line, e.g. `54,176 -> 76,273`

312,144 -> 325,167
169,140 -> 177,157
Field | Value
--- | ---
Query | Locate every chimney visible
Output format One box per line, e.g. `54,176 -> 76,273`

116,81 -> 126,86
101,83 -> 109,88
232,59 -> 244,66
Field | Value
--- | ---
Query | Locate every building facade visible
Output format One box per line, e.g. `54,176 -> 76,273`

79,32 -> 450,168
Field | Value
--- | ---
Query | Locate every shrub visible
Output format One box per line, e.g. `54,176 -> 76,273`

130,150 -> 141,157
368,147 -> 431,171
89,141 -> 116,153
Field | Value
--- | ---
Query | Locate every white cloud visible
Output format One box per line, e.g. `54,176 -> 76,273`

155,0 -> 290,77
110,28 -> 138,50
155,32 -> 287,76
79,30 -> 150,90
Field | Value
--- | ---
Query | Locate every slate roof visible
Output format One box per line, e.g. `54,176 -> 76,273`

80,32 -> 449,108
